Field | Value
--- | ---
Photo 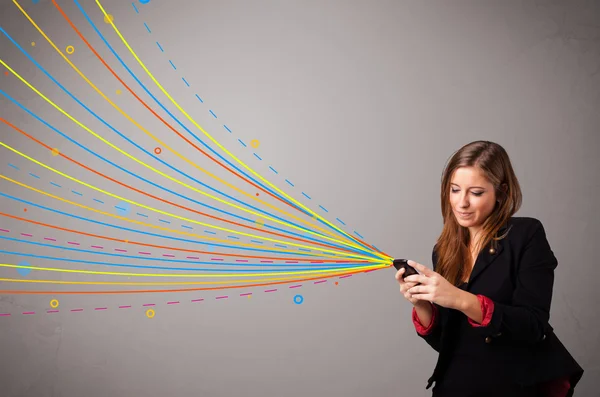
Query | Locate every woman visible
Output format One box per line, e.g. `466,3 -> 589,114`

396,141 -> 583,397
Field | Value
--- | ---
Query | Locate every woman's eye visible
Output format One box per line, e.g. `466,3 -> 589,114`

451,189 -> 459,193
472,192 -> 483,196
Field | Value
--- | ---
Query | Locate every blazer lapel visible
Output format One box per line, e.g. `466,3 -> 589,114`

468,222 -> 510,285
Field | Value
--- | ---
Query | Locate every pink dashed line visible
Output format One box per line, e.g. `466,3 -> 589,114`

289,285 -> 302,289
314,280 -> 327,284
264,289 -> 277,293
167,301 -> 180,305
44,237 -> 57,241
163,254 -> 175,258
0,313 -> 11,316
119,305 -> 132,309
23,311 -> 35,315
216,296 -> 228,300
139,252 -> 151,255
186,256 -> 199,259
91,245 -> 104,249
143,303 -> 155,307
71,308 -> 83,312
95,307 -> 108,311
191,298 -> 204,302
285,261 -> 299,263
236,259 -> 248,262
0,228 -> 10,233
340,275 -> 352,279
47,310 -> 59,313
211,258 -> 223,261
260,260 -> 273,263
68,242 -> 80,245
240,293 -> 252,297
21,233 -> 33,237
115,249 -> 127,252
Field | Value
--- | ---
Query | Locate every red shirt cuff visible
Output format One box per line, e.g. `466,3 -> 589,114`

412,302 -> 438,335
468,294 -> 494,327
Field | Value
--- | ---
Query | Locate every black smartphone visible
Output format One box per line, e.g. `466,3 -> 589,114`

393,259 -> 418,277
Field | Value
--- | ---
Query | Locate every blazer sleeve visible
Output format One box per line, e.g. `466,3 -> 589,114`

415,246 -> 443,352
473,218 -> 557,344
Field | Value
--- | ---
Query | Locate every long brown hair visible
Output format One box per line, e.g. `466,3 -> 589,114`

434,140 -> 523,286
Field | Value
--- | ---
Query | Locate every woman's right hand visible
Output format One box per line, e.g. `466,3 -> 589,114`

395,267 -> 422,306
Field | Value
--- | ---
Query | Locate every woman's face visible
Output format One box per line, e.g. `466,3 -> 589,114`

449,166 -> 497,235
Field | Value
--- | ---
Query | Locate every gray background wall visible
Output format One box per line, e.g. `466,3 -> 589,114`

0,0 -> 598,396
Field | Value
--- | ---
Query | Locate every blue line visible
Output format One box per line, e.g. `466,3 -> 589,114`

50,182 -> 62,188
250,240 -> 263,244
8,163 -> 19,170
227,236 -> 240,240
115,206 -> 127,211
274,244 -> 287,248
204,231 -> 216,235
319,205 -> 329,212
131,2 -> 139,14
181,225 -> 192,229
156,41 -> 164,52
253,153 -> 262,160
285,179 -> 294,187
159,219 -> 171,224
182,77 -> 190,87
72,2 -> 378,257
93,198 -> 104,204
169,60 -> 176,70
238,139 -> 246,147
269,166 -> 278,174
354,231 -> 364,239
144,22 -> 151,33
302,192 -> 311,199
29,173 -> 40,179
336,218 -> 346,226
71,190 -> 83,196
137,212 -> 148,218
223,125 -> 231,133
209,110 -> 217,118
0,241 -> 357,271
0,38 -> 369,259
0,191 -> 324,258
195,94 -> 204,103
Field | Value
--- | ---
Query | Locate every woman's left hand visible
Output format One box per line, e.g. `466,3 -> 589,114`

403,260 -> 465,310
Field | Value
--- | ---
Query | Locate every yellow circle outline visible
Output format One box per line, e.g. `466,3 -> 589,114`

250,139 -> 260,149
146,309 -> 155,318
50,299 -> 59,308
66,45 -> 75,54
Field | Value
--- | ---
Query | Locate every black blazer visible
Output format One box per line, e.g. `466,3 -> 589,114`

419,217 -> 584,395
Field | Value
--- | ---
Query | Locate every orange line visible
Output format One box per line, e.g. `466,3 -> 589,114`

0,267 -> 383,294
0,211 -> 370,264
0,118 -> 363,257
51,0 -> 385,256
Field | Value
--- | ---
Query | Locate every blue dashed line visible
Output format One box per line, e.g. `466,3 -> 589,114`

115,205 -> 127,211
156,41 -> 164,52
223,125 -> 231,133
238,139 -> 247,147
285,179 -> 294,187
182,77 -> 190,87
132,3 -> 139,13
209,110 -> 217,118
227,236 -> 240,240
319,205 -> 329,212
137,212 -> 148,218
298,248 -> 310,252
8,163 -> 19,170
195,94 -> 204,103
144,22 -> 151,33
50,182 -> 61,188
181,225 -> 193,230
29,173 -> 40,179
253,153 -> 262,161
336,218 -> 346,225
302,192 -> 311,199
159,219 -> 171,224
274,244 -> 287,248
269,166 -> 278,174
204,230 -> 216,235
250,240 -> 264,244
93,198 -> 104,204
71,190 -> 83,196
354,231 -> 364,239
169,60 -> 176,70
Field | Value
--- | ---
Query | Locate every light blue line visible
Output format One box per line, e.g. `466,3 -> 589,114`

238,139 -> 246,147
223,125 -> 231,133
204,231 -> 216,235
354,231 -> 364,239
285,179 -> 294,187
336,218 -> 346,225
253,153 -> 262,160
319,205 -> 329,212
302,192 -> 311,199
169,60 -> 176,70
159,219 -> 171,224
136,212 -> 148,218
29,173 -> 40,179
93,198 -> 104,204
209,110 -> 217,118
269,166 -> 278,174
227,236 -> 240,240
50,182 -> 62,188
144,22 -> 151,33
182,77 -> 190,87
71,190 -> 83,196
8,163 -> 19,170
195,94 -> 204,103
181,225 -> 192,230
132,2 -> 139,14
156,41 -> 164,52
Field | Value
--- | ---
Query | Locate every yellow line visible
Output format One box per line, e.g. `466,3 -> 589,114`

0,169 -> 375,262
11,0 -> 348,249
0,59 -> 364,255
1,263 -> 383,278
95,0 -> 391,261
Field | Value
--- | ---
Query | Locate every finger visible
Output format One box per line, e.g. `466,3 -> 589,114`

404,274 -> 427,284
407,260 -> 434,276
395,268 -> 405,281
